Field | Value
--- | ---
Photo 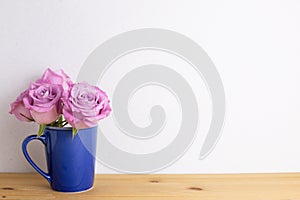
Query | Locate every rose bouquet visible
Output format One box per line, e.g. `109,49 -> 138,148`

9,68 -> 111,138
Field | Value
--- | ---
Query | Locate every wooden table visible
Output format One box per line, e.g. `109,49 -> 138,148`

0,173 -> 300,199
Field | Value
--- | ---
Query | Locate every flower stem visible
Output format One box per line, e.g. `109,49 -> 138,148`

59,115 -> 63,127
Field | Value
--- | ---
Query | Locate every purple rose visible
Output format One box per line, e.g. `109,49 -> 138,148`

62,82 -> 111,129
37,68 -> 73,90
9,90 -> 33,122
9,68 -> 112,131
23,82 -> 63,124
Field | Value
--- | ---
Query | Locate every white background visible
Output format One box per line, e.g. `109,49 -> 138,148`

1,0 -> 300,173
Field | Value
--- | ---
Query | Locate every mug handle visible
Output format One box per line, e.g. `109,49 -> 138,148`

22,135 -> 51,183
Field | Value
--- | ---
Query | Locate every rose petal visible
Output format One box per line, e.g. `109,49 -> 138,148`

9,90 -> 33,122
30,108 -> 60,124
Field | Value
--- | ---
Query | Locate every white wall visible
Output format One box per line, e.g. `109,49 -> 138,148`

1,0 -> 300,173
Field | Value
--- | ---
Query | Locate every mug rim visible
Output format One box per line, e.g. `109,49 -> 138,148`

45,126 -> 97,131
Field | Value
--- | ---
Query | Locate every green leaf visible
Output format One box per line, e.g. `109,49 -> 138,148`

72,127 -> 78,139
37,124 -> 46,137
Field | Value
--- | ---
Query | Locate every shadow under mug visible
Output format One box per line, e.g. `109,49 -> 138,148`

22,126 -> 97,192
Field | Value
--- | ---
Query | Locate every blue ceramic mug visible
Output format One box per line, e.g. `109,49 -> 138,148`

22,126 -> 97,192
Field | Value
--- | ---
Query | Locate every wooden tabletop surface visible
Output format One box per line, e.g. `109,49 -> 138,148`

0,173 -> 300,199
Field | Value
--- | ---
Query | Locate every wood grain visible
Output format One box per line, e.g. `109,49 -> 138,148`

0,173 -> 300,199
